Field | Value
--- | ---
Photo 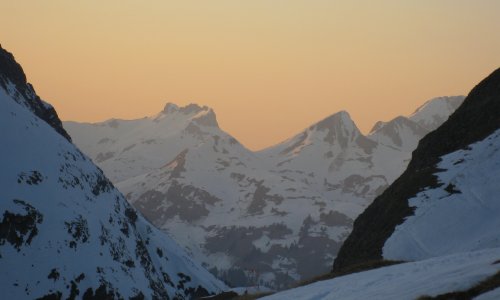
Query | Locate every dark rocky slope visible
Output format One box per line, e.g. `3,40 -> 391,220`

0,45 -> 71,141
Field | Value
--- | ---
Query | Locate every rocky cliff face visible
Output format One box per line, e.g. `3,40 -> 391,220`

0,45 -> 71,141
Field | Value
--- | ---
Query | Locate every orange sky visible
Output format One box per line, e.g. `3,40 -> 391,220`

2,1 -> 500,150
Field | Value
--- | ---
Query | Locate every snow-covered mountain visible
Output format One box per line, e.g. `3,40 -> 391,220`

64,103 -> 241,183
260,111 -> 414,199
334,68 -> 500,274
260,96 -> 464,187
65,95 -> 464,288
384,128 -> 500,261
0,46 -> 226,299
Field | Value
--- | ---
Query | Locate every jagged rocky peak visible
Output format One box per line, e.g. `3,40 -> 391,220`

163,102 -> 208,115
192,108 -> 218,127
314,111 -> 358,134
163,102 -> 180,113
314,110 -> 354,129
0,44 -> 27,91
0,45 -> 71,141
162,102 -> 219,127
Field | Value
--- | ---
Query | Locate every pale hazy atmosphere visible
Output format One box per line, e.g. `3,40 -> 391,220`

2,1 -> 500,149
1,1 -> 500,300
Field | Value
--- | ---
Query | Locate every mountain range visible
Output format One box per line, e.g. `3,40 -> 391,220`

4,41 -> 499,299
65,93 -> 464,288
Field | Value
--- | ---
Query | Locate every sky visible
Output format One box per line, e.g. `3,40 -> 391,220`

2,1 -> 500,150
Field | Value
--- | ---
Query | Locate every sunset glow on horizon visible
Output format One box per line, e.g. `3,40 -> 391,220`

2,1 -> 500,150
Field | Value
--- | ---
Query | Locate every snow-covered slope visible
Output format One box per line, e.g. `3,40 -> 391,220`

0,46 -> 226,299
65,96 -> 463,289
263,247 -> 500,300
383,129 -> 500,261
334,68 -> 500,273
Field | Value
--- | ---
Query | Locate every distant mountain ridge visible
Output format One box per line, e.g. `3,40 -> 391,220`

64,102 -> 247,183
65,91 -> 465,288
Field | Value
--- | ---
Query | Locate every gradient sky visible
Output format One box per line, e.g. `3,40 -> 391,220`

2,1 -> 500,150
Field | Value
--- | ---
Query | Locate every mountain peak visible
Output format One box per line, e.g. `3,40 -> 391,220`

311,110 -> 360,145
314,110 -> 355,130
409,95 -> 465,131
191,108 -> 218,127
160,102 -> 219,128
162,102 -> 210,115
163,102 -> 179,113
411,96 -> 465,116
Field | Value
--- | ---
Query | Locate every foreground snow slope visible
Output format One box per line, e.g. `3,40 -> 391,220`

384,128 -> 500,261
0,46 -> 225,299
263,247 -> 500,300
65,97 -> 463,288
